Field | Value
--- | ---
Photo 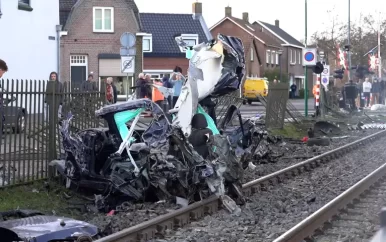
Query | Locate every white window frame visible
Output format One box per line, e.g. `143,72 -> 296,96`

271,51 -> 276,65
93,7 -> 114,33
276,53 -> 279,65
179,34 -> 199,52
298,51 -> 301,64
250,48 -> 254,61
266,50 -> 271,64
290,49 -> 295,64
143,34 -> 152,52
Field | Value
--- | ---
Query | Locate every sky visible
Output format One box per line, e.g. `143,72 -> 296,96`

135,0 -> 385,44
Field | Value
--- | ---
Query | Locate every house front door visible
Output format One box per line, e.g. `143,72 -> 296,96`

71,66 -> 86,91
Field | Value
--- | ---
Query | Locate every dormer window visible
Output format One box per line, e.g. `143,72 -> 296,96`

143,34 -> 152,52
179,34 -> 199,52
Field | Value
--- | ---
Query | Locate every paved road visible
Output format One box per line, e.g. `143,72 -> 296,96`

239,98 -> 315,117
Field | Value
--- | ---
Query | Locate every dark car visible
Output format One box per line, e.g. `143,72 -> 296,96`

2,89 -> 27,133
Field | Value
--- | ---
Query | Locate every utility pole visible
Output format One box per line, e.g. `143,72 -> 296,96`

378,12 -> 382,79
347,0 -> 352,81
304,0 -> 308,117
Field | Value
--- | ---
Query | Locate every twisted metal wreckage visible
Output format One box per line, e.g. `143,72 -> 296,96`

53,34 -> 266,213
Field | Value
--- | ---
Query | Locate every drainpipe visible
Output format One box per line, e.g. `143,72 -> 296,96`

56,25 -> 62,79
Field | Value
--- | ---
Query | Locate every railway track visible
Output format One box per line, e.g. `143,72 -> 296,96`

95,130 -> 386,242
273,150 -> 386,242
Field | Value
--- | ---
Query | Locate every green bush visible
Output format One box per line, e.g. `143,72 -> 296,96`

263,68 -> 289,83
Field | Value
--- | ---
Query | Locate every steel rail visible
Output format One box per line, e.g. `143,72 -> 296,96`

273,152 -> 386,242
96,130 -> 386,242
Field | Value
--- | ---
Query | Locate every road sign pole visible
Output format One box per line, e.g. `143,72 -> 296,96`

126,73 -> 129,100
304,0 -> 308,117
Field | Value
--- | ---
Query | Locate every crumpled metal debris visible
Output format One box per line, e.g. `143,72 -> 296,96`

54,34 -> 262,213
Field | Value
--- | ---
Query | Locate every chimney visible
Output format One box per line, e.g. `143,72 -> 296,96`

192,2 -> 202,15
242,12 -> 249,22
225,6 -> 232,16
275,19 -> 279,27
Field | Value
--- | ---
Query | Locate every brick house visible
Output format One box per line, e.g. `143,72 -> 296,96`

210,6 -> 282,78
252,20 -> 313,93
59,0 -> 144,97
140,2 -> 211,78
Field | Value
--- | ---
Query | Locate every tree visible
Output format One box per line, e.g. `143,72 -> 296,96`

310,10 -> 386,79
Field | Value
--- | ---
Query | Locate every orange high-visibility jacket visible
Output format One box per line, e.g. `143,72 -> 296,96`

312,85 -> 317,97
152,81 -> 164,102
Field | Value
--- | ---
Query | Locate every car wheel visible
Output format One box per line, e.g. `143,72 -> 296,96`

247,100 -> 252,105
14,113 -> 26,134
242,100 -> 246,105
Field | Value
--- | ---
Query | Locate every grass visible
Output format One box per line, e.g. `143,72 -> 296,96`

268,123 -> 308,139
0,180 -> 87,219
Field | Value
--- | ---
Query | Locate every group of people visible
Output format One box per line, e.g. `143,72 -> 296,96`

356,78 -> 385,108
135,67 -> 185,110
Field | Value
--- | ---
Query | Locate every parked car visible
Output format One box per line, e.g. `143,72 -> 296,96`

2,89 -> 27,133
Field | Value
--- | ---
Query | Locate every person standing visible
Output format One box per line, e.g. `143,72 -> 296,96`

144,74 -> 153,99
45,72 -> 64,122
135,73 -> 147,99
171,73 -> 184,107
0,59 -> 8,142
152,79 -> 165,107
363,78 -> 372,108
371,78 -> 381,105
162,74 -> 172,109
105,77 -> 117,104
81,74 -> 98,92
290,83 -> 297,99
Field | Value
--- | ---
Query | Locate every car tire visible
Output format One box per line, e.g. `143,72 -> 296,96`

247,100 -> 252,105
14,113 -> 26,134
242,100 -> 247,105
307,137 -> 330,146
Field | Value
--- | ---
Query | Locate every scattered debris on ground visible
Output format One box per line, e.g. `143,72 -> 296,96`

164,134 -> 386,242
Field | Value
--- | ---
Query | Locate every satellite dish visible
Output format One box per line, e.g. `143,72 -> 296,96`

120,32 -> 136,47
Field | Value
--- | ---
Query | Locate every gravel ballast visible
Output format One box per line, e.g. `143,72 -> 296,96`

86,130 -> 379,235
162,132 -> 386,242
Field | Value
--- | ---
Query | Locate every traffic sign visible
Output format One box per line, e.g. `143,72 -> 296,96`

120,32 -> 136,57
121,56 -> 135,73
302,48 -> 317,66
120,32 -> 136,47
321,65 -> 330,88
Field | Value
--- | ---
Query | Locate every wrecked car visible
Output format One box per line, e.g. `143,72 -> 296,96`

53,34 -> 265,211
0,209 -> 97,242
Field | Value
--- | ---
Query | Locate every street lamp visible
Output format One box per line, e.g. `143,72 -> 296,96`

277,49 -> 283,82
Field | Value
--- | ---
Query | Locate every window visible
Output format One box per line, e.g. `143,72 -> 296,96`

250,48 -> 254,61
70,55 -> 87,65
290,49 -> 295,64
271,51 -> 275,65
143,35 -> 152,52
93,7 -> 114,33
298,51 -> 301,64
266,50 -> 271,64
179,34 -> 198,52
18,0 -> 30,5
18,0 -> 33,11
276,53 -> 279,65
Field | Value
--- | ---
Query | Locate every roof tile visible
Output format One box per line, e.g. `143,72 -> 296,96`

229,17 -> 281,47
140,13 -> 208,56
258,21 -> 304,47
